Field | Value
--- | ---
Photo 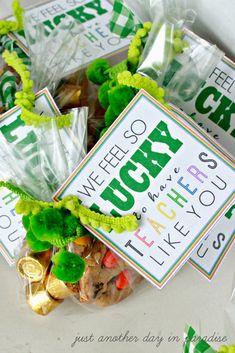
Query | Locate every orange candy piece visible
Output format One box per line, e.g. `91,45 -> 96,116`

115,269 -> 132,290
102,250 -> 119,268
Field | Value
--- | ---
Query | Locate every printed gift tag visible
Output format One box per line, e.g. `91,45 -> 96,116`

166,27 -> 235,279
189,205 -> 235,279
172,106 -> 235,279
166,28 -> 235,157
9,0 -> 130,75
0,88 -> 60,265
55,90 -> 234,289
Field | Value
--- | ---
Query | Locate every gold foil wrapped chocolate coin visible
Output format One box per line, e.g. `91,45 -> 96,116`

26,283 -> 62,316
46,274 -> 73,300
17,250 -> 51,282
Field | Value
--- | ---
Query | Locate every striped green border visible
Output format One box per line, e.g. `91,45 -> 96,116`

54,89 -> 234,288
0,88 -> 60,265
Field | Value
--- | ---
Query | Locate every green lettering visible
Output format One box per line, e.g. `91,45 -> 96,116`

86,0 -> 108,15
2,192 -> 19,205
208,95 -> 235,132
195,86 -> 221,114
67,6 -> 95,23
53,14 -> 66,26
90,203 -> 121,217
120,161 -> 150,192
148,120 -> 183,153
42,20 -> 55,36
15,131 -> 38,158
0,116 -> 25,143
101,179 -> 135,212
131,140 -> 169,178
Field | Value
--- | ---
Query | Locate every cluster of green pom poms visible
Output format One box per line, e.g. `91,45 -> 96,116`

86,22 -> 189,137
15,193 -> 138,283
86,58 -> 136,137
22,207 -> 87,283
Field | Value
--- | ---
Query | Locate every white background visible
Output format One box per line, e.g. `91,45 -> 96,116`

0,1 -> 234,352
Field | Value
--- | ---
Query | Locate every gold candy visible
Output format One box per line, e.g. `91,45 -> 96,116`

26,282 -> 62,316
17,250 -> 52,282
58,84 -> 81,109
46,274 -> 73,300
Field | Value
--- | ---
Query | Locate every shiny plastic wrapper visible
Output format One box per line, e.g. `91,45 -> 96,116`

137,0 -> 196,81
23,9 -> 100,138
135,1 -> 224,106
16,237 -> 143,315
0,107 -> 88,201
23,14 -> 84,98
159,33 -> 224,107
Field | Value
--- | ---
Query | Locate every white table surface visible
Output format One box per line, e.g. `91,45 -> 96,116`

0,1 -> 234,352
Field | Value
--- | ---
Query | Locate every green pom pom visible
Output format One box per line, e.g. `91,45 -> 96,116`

26,229 -> 52,252
63,214 -> 78,237
98,81 -> 110,109
86,59 -> 110,85
104,105 -> 118,126
108,86 -> 135,116
99,127 -> 109,138
228,345 -> 235,353
51,251 -> 86,283
22,214 -> 31,230
76,223 -> 87,237
30,208 -> 63,243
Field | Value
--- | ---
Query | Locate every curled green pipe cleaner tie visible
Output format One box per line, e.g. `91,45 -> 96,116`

0,0 -> 24,36
0,181 -> 33,200
0,181 -> 138,233
2,50 -> 72,128
0,180 -> 138,283
16,196 -> 138,233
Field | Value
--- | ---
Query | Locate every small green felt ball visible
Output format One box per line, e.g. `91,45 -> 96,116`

76,223 -> 87,237
86,59 -> 110,85
104,105 -> 118,127
228,345 -> 235,353
99,127 -> 109,138
98,81 -> 110,109
30,208 -> 63,243
63,214 -> 78,237
22,214 -> 31,231
26,229 -> 52,252
51,251 -> 86,283
108,86 -> 135,116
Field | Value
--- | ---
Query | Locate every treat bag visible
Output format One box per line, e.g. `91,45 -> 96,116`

110,0 -> 163,36
68,239 -> 143,308
0,35 -> 31,113
0,107 -> 88,200
161,35 -> 224,107
137,0 -> 196,82
135,0 -> 225,105
124,0 -> 163,23
16,234 -> 143,315
60,107 -> 87,175
23,14 -> 85,110
16,243 -> 66,316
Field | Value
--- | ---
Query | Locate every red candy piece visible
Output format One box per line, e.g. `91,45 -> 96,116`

115,269 -> 132,290
102,250 -> 119,268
